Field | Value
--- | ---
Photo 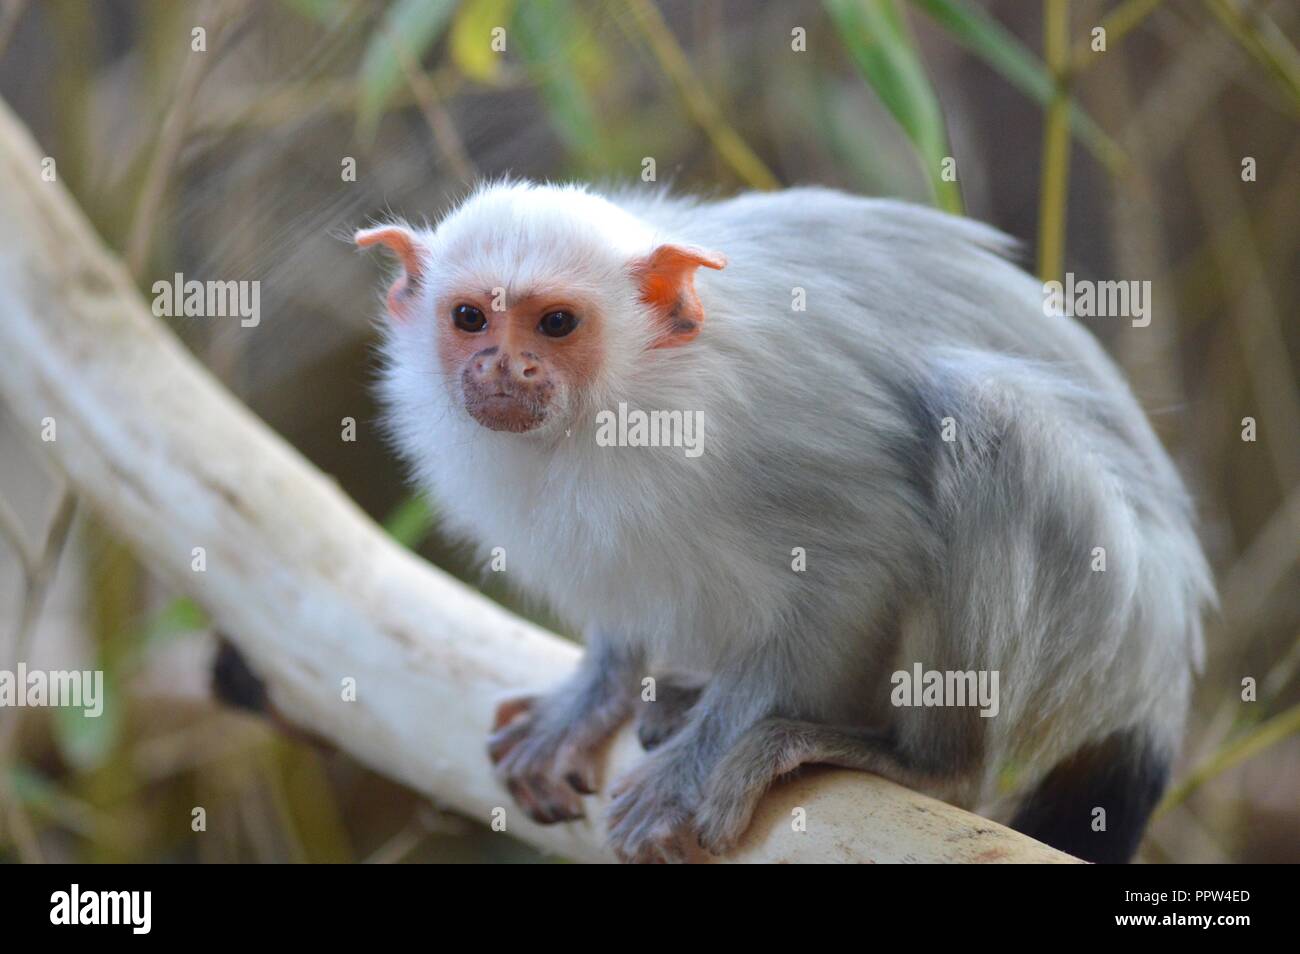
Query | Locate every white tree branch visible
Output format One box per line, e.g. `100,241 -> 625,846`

0,98 -> 1076,863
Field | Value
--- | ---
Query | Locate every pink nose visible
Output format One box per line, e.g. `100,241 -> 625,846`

470,349 -> 539,387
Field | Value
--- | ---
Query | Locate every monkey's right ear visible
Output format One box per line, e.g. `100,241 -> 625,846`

355,225 -> 426,320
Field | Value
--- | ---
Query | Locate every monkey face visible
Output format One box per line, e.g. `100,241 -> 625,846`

436,290 -> 605,434
356,187 -> 725,443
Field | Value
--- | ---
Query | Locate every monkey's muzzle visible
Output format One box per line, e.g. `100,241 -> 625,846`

461,356 -> 553,433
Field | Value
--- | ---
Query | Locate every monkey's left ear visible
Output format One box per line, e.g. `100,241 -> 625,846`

633,245 -> 727,348
355,225 -> 426,320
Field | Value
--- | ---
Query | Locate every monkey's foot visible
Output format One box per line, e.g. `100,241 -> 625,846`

606,752 -> 703,863
635,680 -> 702,751
693,721 -> 813,856
691,728 -> 791,855
692,774 -> 768,857
693,719 -> 891,856
487,693 -> 617,825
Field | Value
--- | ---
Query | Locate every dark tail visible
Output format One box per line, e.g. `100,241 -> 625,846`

211,636 -> 334,750
1009,728 -> 1170,864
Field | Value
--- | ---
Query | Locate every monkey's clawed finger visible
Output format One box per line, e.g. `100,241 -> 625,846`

564,769 -> 597,795
507,770 -> 586,824
487,716 -> 534,765
507,777 -> 584,825
488,697 -> 601,824
491,694 -> 538,732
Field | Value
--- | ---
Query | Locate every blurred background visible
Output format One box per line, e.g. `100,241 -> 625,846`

0,0 -> 1296,863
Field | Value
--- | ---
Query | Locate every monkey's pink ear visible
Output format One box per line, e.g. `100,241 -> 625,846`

355,225 -> 427,320
633,244 -> 726,348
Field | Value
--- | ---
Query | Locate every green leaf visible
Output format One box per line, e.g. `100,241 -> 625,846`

513,0 -> 602,159
824,0 -> 963,213
7,764 -> 99,836
907,0 -> 1125,173
48,598 -> 206,773
8,763 -> 58,807
136,597 -> 209,649
383,495 -> 436,549
51,670 -> 121,773
280,0 -> 345,22
356,0 -> 460,142
805,71 -> 929,199
451,0 -> 516,83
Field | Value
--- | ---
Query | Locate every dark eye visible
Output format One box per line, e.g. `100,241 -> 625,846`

453,303 -> 486,332
538,310 -> 578,338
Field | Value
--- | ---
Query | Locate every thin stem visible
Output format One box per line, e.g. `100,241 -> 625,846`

1070,0 -> 1166,75
624,0 -> 779,191
1205,0 -> 1300,115
125,0 -> 248,279
1037,0 -> 1071,282
389,30 -> 477,185
1158,702 -> 1300,815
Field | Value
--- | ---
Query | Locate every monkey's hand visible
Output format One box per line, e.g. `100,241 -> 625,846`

487,644 -> 637,825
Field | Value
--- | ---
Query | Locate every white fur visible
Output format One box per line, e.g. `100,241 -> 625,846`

374,181 -> 1214,809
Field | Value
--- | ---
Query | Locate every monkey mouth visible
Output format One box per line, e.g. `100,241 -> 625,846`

464,391 -> 547,433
